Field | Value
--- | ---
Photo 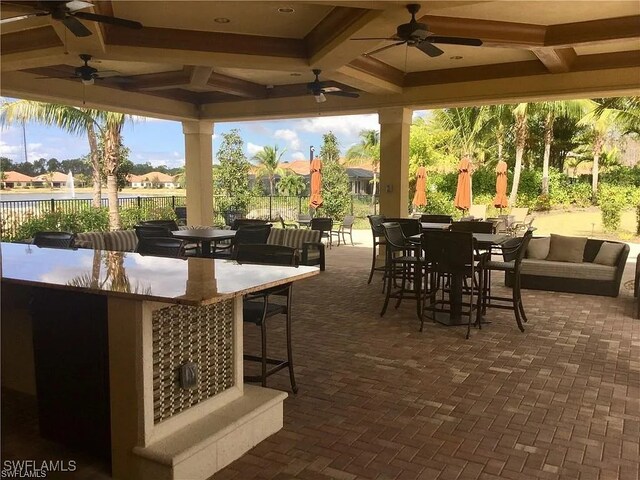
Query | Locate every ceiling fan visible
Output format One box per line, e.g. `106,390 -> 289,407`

307,69 -> 359,103
353,4 -> 482,58
0,1 -> 142,37
38,54 -> 128,85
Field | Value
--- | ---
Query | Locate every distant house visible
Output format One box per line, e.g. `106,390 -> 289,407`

1,171 -> 34,188
249,159 -> 375,195
31,171 -> 68,188
128,172 -> 178,188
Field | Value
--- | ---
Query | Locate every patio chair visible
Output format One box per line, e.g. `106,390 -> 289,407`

136,237 -> 187,258
236,244 -> 299,393
231,218 -> 268,230
33,231 -> 75,249
174,206 -> 187,226
380,222 -> 423,320
384,217 -> 421,237
310,217 -> 334,249
277,214 -> 298,229
140,219 -> 180,231
214,224 -> 272,259
481,228 -> 534,332
332,215 -> 355,246
421,230 -> 484,338
367,215 -> 386,285
450,221 -> 495,234
487,217 -> 509,234
508,208 -> 534,236
297,213 -> 312,229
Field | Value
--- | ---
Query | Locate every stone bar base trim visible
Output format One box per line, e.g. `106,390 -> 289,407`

134,385 -> 286,480
152,300 -> 234,423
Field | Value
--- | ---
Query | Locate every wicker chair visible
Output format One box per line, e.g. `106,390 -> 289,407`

33,231 -> 75,249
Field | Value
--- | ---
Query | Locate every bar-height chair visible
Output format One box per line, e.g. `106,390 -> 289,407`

384,217 -> 421,237
236,244 -> 299,393
277,214 -> 298,229
421,230 -> 484,338
380,222 -> 423,320
140,219 -> 180,231
481,228 -> 533,332
33,231 -> 75,249
420,214 -> 453,224
136,237 -> 187,258
450,221 -> 496,234
367,215 -> 386,284
174,206 -> 187,226
310,217 -> 334,249
231,218 -> 268,230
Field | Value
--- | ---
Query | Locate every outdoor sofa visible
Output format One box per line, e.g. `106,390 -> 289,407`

74,226 -> 326,270
505,234 -> 629,297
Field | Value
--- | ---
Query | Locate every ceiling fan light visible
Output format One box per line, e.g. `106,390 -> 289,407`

314,93 -> 326,103
81,77 -> 94,86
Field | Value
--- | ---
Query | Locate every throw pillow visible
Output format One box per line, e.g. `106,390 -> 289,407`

526,237 -> 550,259
545,234 -> 587,263
593,242 -> 625,266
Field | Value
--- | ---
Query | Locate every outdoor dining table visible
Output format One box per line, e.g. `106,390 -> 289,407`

410,232 -> 511,326
171,228 -> 236,257
421,222 -> 452,231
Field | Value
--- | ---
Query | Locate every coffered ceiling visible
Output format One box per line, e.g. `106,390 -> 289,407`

1,1 -> 638,121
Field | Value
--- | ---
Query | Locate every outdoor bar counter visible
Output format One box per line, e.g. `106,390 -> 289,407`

0,242 -> 318,479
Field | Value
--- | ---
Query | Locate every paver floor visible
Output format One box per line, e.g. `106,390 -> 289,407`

1,243 -> 638,480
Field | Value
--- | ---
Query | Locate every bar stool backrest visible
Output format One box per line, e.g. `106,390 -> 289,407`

33,231 -> 75,249
381,222 -> 409,253
234,224 -> 272,246
420,214 -> 453,224
231,218 -> 268,230
140,219 -> 179,231
367,215 -> 386,237
236,244 -> 298,267
451,221 -> 495,234
310,217 -> 333,232
384,217 -> 421,237
134,224 -> 172,240
422,230 -> 475,274
136,237 -> 186,258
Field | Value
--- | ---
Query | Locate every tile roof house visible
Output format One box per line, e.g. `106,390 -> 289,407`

1,171 -> 34,188
31,171 -> 68,188
128,172 -> 179,188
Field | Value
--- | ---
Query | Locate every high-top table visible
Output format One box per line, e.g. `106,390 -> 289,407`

1,242 -> 318,480
171,228 -> 236,256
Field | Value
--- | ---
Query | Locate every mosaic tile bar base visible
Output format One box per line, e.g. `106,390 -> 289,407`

152,300 -> 234,423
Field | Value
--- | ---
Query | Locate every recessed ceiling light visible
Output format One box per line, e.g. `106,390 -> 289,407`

278,7 -> 295,13
450,56 -> 463,60
290,73 -> 301,77
214,17 -> 230,23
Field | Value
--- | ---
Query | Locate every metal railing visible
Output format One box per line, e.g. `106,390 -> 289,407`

0,194 -> 379,240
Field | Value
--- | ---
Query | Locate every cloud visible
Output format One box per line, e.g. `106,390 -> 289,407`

274,129 -> 301,151
298,114 -> 379,138
130,150 -> 184,168
290,151 -> 306,161
0,140 -> 51,162
246,142 -> 263,157
130,115 -> 171,123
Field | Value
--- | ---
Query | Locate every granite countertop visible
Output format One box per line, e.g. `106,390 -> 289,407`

0,243 -> 318,306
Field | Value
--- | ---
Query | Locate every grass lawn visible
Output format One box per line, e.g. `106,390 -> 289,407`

531,207 -> 638,242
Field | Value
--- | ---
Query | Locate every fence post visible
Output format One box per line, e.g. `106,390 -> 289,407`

350,196 -> 354,215
137,196 -> 141,208
172,196 -> 176,209
298,196 -> 302,214
269,196 -> 272,220
50,198 -> 55,212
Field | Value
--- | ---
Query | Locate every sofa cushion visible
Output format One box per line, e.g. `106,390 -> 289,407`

521,259 -> 616,281
526,237 -> 550,260
593,242 -> 625,266
75,231 -> 106,250
104,230 -> 138,252
545,234 -> 587,263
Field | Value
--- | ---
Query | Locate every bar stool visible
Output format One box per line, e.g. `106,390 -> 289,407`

367,215 -> 386,284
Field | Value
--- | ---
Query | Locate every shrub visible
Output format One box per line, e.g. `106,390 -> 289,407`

119,205 -> 177,230
598,185 -> 637,231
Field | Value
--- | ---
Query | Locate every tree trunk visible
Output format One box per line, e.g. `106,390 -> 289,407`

509,115 -> 527,206
106,174 -> 121,230
370,171 -> 377,208
591,137 -> 603,203
87,124 -> 101,208
542,113 -> 553,196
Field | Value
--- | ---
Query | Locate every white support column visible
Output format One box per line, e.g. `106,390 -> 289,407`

183,120 -> 214,226
378,107 -> 412,218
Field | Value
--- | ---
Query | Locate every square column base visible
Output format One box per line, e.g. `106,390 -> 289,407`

133,385 -> 287,480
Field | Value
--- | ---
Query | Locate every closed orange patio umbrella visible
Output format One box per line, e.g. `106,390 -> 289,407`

309,158 -> 323,209
454,156 -> 471,211
412,166 -> 427,208
493,159 -> 509,211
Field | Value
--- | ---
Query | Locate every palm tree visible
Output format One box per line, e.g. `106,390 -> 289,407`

253,145 -> 285,195
433,107 -> 491,161
345,129 -> 379,206
509,102 -> 532,206
277,171 -> 306,196
485,104 -> 514,164
0,100 -> 103,207
102,112 -> 126,229
592,96 -> 640,137
579,103 -> 617,201
537,100 -> 590,195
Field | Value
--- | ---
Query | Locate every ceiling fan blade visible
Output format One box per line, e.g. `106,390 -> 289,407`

415,40 -> 444,57
61,15 -> 92,37
428,36 -> 483,47
314,93 -> 326,103
65,0 -> 94,11
325,90 -> 360,99
352,37 -> 397,41
366,41 -> 406,56
0,13 -> 36,24
72,11 -> 143,29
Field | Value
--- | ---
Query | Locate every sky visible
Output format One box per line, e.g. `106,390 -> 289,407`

0,99 -> 425,168
0,98 -> 428,169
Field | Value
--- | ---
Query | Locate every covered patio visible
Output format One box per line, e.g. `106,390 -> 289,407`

3,243 -> 639,479
1,1 -> 639,479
